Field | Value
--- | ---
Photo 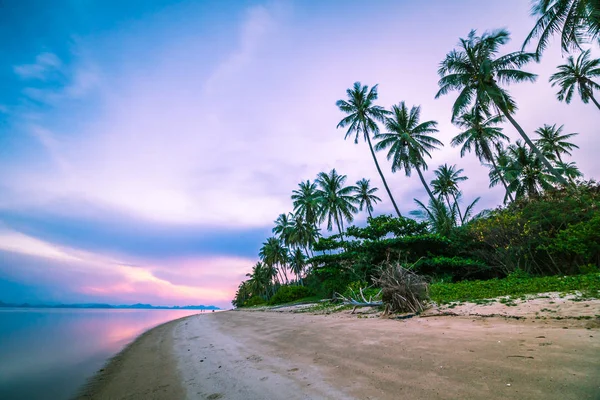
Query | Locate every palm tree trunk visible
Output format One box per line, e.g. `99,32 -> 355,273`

363,122 -> 402,217
450,193 -> 464,224
367,206 -> 372,219
335,211 -> 344,240
415,166 -> 437,204
588,91 -> 600,111
499,109 -> 568,185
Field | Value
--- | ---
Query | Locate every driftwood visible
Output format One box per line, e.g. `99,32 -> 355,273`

334,286 -> 383,313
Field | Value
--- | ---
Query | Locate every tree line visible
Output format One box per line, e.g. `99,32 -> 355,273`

233,1 -> 600,306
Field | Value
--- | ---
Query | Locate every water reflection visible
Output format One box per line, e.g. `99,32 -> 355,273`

0,308 -> 201,400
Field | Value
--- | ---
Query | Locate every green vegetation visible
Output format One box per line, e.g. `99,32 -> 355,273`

430,272 -> 600,304
232,5 -> 600,310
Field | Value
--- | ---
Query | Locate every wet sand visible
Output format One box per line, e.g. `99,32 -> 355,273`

80,309 -> 600,400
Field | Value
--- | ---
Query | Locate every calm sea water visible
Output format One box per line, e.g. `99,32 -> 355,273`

0,308 -> 202,400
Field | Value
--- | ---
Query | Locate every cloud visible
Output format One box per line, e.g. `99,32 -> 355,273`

0,227 -> 251,307
13,52 -> 62,80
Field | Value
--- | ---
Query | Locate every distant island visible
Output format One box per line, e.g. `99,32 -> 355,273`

0,300 -> 220,310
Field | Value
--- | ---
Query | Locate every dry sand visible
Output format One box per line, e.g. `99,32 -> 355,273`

80,300 -> 600,400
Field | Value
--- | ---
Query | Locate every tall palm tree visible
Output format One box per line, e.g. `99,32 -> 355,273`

315,169 -> 358,237
272,213 -> 294,247
353,178 -> 381,218
375,102 -> 443,205
549,50 -> 600,110
291,180 -> 321,227
505,141 -> 554,198
436,29 -> 568,185
534,124 -> 579,164
452,108 -> 514,202
336,82 -> 401,217
289,248 -> 306,286
524,0 -> 600,55
430,164 -> 468,223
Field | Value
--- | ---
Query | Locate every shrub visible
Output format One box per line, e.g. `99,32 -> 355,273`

268,285 -> 313,305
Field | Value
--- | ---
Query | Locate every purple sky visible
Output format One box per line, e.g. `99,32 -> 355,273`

0,0 -> 598,308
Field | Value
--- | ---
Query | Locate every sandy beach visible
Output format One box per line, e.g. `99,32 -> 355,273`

79,302 -> 600,400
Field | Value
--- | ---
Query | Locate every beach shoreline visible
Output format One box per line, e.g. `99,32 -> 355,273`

76,314 -> 199,400
78,301 -> 600,400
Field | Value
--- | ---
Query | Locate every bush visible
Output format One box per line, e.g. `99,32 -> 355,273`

268,285 -> 313,305
243,296 -> 267,307
430,272 -> 600,303
413,256 -> 491,281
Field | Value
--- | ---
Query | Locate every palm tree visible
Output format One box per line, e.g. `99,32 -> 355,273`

555,160 -> 583,182
505,141 -> 554,198
375,102 -> 443,204
549,50 -> 600,110
315,169 -> 358,237
259,237 -> 289,284
452,108 -> 514,202
534,124 -> 579,164
291,180 -> 321,227
353,178 -> 381,218
488,145 -> 517,203
410,198 -> 457,237
524,0 -> 600,55
436,29 -> 568,185
336,82 -> 401,217
273,213 -> 294,247
430,164 -> 468,223
245,261 -> 275,299
289,248 -> 306,286
288,215 -> 319,257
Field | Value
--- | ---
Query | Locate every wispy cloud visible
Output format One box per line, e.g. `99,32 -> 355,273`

13,52 -> 62,80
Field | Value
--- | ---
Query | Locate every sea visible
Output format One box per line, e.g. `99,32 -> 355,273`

0,308 -> 202,400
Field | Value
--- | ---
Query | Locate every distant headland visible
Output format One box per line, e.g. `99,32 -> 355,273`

0,300 -> 220,310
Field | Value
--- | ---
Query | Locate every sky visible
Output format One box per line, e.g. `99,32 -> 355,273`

0,0 -> 598,308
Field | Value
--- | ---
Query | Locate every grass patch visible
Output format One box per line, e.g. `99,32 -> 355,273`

430,272 -> 600,304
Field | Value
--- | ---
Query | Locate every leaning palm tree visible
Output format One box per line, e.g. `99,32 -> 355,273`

353,178 -> 382,218
430,164 -> 468,223
505,141 -> 554,199
315,169 -> 358,237
549,50 -> 600,110
336,82 -> 401,217
436,29 -> 568,185
534,124 -> 579,164
523,0 -> 600,55
452,108 -> 514,202
375,102 -> 443,204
